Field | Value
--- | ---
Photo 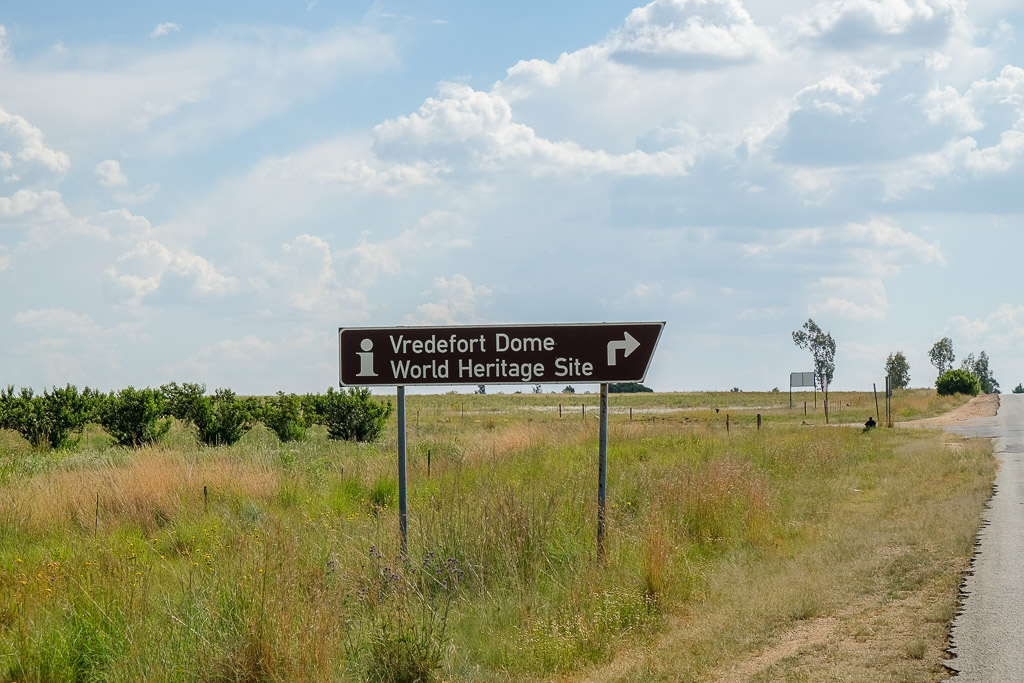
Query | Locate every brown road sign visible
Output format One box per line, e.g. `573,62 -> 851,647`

339,322 -> 664,387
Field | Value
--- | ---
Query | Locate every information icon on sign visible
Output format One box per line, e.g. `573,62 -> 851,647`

356,338 -> 378,377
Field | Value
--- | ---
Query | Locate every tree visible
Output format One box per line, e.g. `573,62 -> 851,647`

476,384 -> 486,395
1013,383 -> 1024,394
884,351 -> 911,389
792,319 -> 836,391
929,337 -> 955,376
562,385 -> 576,394
962,350 -> 1000,394
96,387 -> 171,448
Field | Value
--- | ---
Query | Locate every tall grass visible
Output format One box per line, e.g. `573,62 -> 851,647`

0,391 -> 991,681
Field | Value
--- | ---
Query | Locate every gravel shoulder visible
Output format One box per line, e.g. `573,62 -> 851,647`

901,394 -> 1000,428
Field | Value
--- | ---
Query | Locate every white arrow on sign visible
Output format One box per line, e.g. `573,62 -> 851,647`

606,331 -> 641,366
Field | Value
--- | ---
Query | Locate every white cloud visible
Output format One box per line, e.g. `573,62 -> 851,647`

168,136 -> 446,248
0,191 -> 158,248
612,0 -> 777,66
948,304 -> 1024,349
339,210 -> 473,286
811,275 -> 889,321
0,188 -> 69,224
0,189 -> 101,248
742,218 -> 943,322
373,82 -> 693,177
843,217 -> 946,267
791,0 -> 966,48
0,107 -> 71,178
105,240 -> 238,304
920,84 -> 984,131
795,68 -> 882,115
113,183 -> 160,205
94,208 -> 155,242
405,274 -> 493,325
150,22 -> 180,39
95,159 -> 128,187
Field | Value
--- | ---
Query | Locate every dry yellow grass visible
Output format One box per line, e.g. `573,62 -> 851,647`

2,447 -> 279,534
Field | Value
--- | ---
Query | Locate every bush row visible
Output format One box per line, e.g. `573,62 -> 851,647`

0,383 -> 393,451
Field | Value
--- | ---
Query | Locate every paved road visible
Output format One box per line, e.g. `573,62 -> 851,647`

944,393 -> 1024,680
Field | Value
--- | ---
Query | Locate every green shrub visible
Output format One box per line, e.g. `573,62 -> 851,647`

260,391 -> 310,442
96,387 -> 171,448
160,381 -> 206,422
160,382 -> 255,446
936,369 -> 981,396
311,387 -> 392,442
0,384 -> 95,450
194,388 -> 256,446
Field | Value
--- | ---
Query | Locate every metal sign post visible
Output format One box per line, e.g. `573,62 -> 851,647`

597,382 -> 609,561
397,386 -> 408,553
339,322 -> 664,560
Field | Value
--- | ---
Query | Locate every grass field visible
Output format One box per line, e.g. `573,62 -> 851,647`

0,389 -> 994,681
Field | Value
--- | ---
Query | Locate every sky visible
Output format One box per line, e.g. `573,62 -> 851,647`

2,0 -> 1024,395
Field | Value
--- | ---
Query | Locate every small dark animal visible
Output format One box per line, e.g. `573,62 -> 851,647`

864,416 -> 877,431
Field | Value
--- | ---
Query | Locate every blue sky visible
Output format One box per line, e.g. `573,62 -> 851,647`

2,0 -> 1023,394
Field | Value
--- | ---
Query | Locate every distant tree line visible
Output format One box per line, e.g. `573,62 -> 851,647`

787,320 -> 1001,399
608,382 -> 653,393
0,383 -> 393,452
928,337 -> 999,396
